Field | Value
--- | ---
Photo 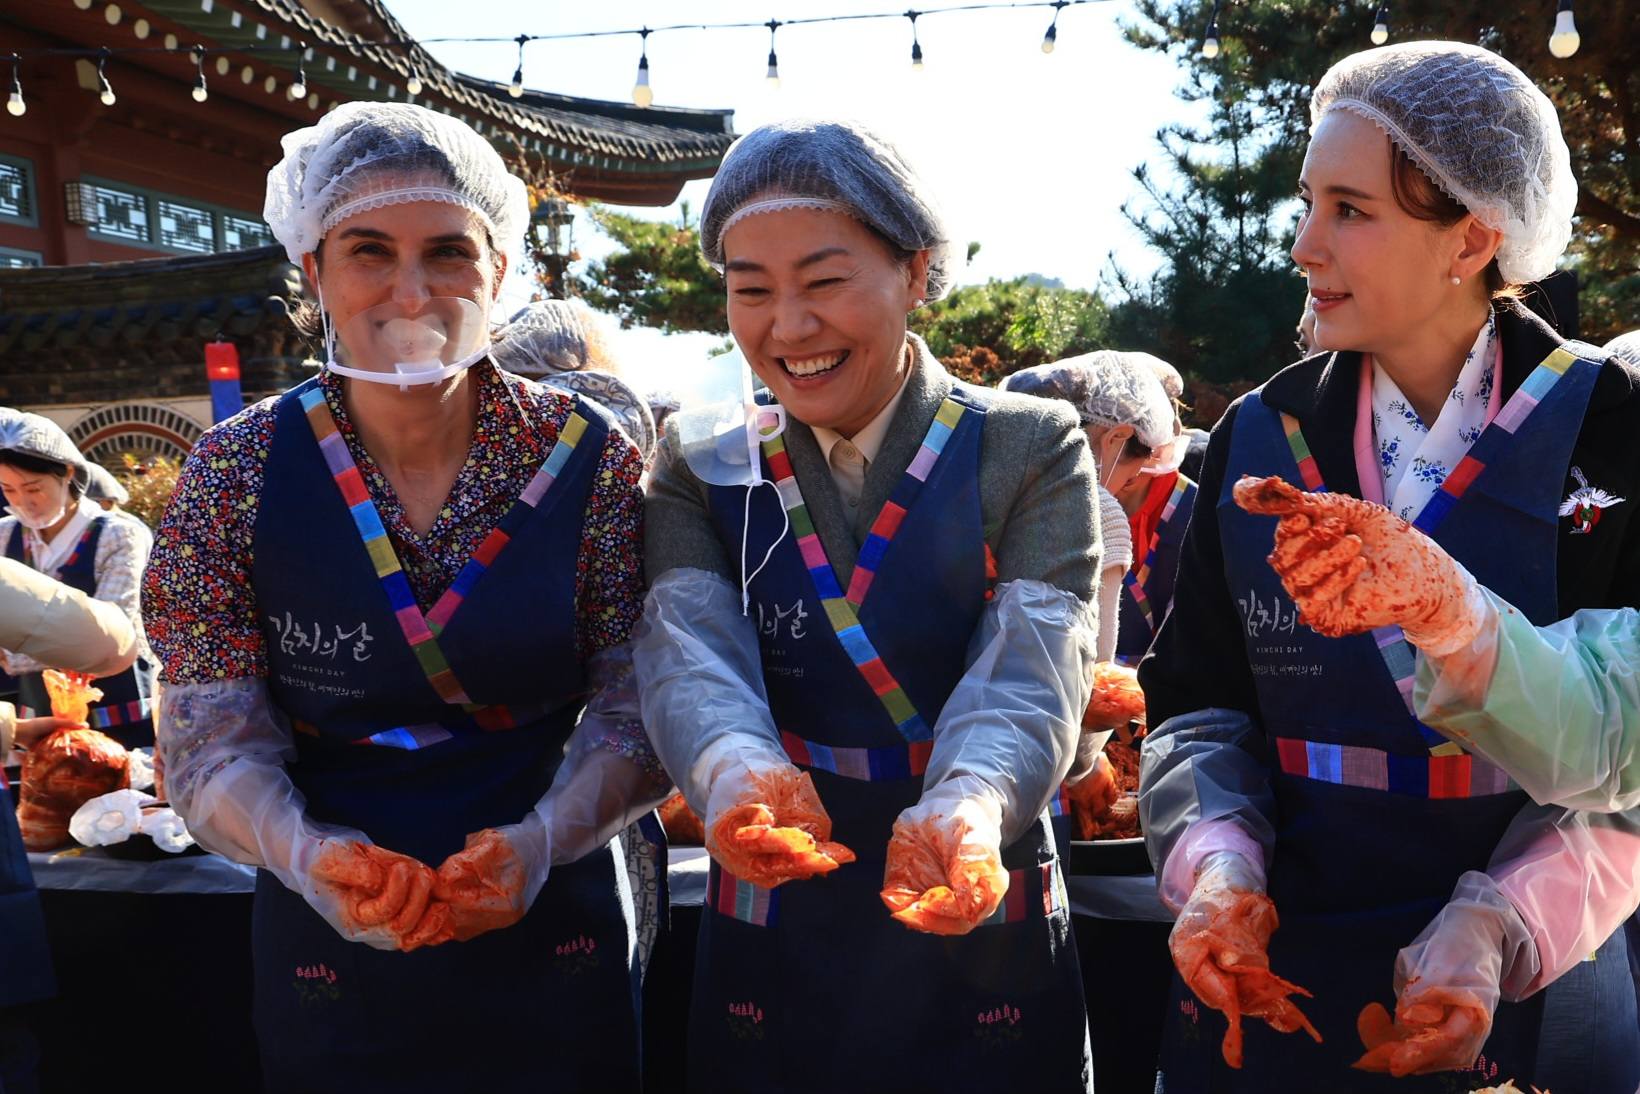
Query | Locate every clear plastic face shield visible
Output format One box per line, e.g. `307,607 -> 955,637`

325,297 -> 491,391
673,345 -> 789,614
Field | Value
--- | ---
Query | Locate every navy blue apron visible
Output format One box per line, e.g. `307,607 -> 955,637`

1116,474 -> 1198,666
695,387 -> 1091,1094
0,767 -> 54,1008
6,521 -> 155,748
1156,350 -> 1639,1093
247,378 -> 640,1094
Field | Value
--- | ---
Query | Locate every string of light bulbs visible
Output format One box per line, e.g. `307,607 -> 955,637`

4,0 -> 1110,116
1,0 -> 1588,120
1199,0 -> 1582,59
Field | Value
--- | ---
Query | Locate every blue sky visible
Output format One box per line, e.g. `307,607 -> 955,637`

385,0 -> 1213,381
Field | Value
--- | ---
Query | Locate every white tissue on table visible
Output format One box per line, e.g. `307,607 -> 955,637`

69,788 -> 155,846
142,808 -> 196,853
126,747 -> 156,791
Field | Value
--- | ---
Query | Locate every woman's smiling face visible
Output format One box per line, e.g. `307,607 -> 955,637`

722,207 -> 929,437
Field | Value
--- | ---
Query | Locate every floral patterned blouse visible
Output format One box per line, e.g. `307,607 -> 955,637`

142,362 -> 644,686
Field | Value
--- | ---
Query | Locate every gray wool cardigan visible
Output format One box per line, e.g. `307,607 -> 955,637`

644,337 -> 1102,604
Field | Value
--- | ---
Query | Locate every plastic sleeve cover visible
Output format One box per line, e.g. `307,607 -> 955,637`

1418,589 -> 1640,811
631,567 -> 787,817
537,642 -> 673,873
920,578 -> 1097,847
1139,707 -> 1278,913
1396,870 -> 1539,1011
1485,800 -> 1640,996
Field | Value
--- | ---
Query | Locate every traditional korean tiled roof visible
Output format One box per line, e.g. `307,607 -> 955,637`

138,0 -> 735,187
0,245 -> 312,404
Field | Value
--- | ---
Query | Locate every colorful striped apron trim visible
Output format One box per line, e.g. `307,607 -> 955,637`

980,859 -> 1068,926
293,717 -> 453,751
780,730 -> 933,781
86,698 -> 151,730
1275,737 -> 1515,799
759,397 -> 971,743
1048,785 -> 1070,818
299,387 -> 587,711
21,523 -> 97,574
1276,343 -> 1579,757
708,863 -> 780,927
1123,475 -> 1195,634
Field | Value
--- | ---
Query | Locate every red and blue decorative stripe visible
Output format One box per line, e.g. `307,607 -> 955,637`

780,730 -> 933,782
86,698 -> 150,731
979,860 -> 1067,926
709,863 -> 780,926
1276,737 -> 1514,799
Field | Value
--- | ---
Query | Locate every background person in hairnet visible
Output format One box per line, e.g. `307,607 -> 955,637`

493,299 -> 657,466
1138,42 -> 1640,1092
633,118 -> 1098,1093
141,103 -> 667,1094
0,412 -> 156,748
1001,352 -> 1176,663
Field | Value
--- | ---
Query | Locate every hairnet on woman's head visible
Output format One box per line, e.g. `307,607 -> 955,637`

1001,351 -> 1175,449
699,119 -> 953,301
83,462 -> 129,505
1310,41 -> 1575,285
0,411 -> 89,488
492,299 -> 618,378
264,102 -> 530,267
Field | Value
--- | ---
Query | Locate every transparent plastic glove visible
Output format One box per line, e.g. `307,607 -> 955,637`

920,579 -> 1097,845
1232,475 -> 1488,655
141,806 -> 195,853
158,679 -> 442,951
1065,751 -> 1121,837
1418,592 -> 1640,812
703,752 -> 856,888
1170,850 -> 1321,1069
1354,872 -> 1532,1076
429,826 -> 535,944
881,777 -> 1009,936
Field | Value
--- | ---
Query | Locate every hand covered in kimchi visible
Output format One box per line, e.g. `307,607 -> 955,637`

706,764 -> 855,888
881,780 -> 1009,936
310,841 -> 449,952
1355,986 -> 1492,1077
1232,475 -> 1486,655
431,828 -> 532,944
1170,851 -> 1321,1068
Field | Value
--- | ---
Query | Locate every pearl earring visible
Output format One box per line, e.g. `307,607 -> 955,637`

1450,276 -> 1462,286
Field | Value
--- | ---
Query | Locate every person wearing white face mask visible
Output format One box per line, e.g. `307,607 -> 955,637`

1138,42 -> 1640,1093
1002,353 -> 1178,663
0,411 -> 156,748
141,103 -> 666,1094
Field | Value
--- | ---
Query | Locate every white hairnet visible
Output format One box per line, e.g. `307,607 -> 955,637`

83,463 -> 129,505
1132,351 -> 1184,402
1604,332 -> 1640,369
264,102 -> 530,268
539,371 -> 656,465
492,299 -> 616,378
0,411 -> 89,488
1311,42 -> 1575,285
699,119 -> 953,302
1001,351 -> 1174,449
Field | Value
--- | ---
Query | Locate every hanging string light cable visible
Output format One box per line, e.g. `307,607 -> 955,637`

1200,0 -> 1222,59
190,44 -> 208,103
631,27 -> 652,107
1370,2 -> 1390,45
288,41 -> 308,99
6,54 -> 24,117
1548,0 -> 1580,58
509,33 -> 527,97
908,10 -> 925,71
1041,0 -> 1067,53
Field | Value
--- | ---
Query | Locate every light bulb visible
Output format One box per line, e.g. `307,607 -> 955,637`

1042,25 -> 1057,54
766,51 -> 780,88
192,80 -> 208,103
632,56 -> 652,107
1371,21 -> 1389,44
6,90 -> 23,117
290,78 -> 306,99
1201,35 -> 1220,59
406,72 -> 423,96
1549,8 -> 1580,57
509,67 -> 524,97
911,42 -> 924,71
100,84 -> 116,106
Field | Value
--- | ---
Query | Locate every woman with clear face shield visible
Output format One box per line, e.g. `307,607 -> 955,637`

141,103 -> 666,1093
1002,352 -> 1181,663
634,119 -> 1099,1092
1137,43 -> 1640,1092
0,412 -> 157,748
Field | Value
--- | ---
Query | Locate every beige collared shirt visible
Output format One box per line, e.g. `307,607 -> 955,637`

810,368 -> 913,512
